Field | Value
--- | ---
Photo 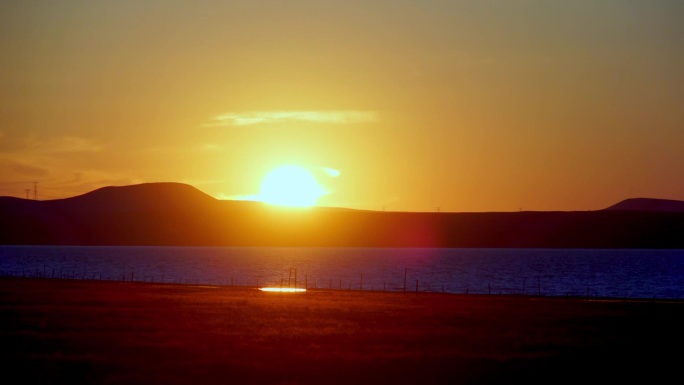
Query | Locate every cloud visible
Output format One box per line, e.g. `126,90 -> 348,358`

0,160 -> 49,178
322,167 -> 340,177
146,142 -> 223,154
217,193 -> 260,201
1,134 -> 103,154
44,136 -> 102,153
208,111 -> 378,127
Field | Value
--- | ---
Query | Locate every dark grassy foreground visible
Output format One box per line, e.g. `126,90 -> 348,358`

1,277 -> 683,385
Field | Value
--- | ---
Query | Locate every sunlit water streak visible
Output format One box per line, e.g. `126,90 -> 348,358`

1,246 -> 683,299
259,287 -> 307,293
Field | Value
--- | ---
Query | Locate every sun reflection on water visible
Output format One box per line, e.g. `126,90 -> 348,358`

259,287 -> 307,293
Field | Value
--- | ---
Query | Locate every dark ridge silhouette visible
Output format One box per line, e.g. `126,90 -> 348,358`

45,182 -> 218,213
602,197 -> 684,212
1,183 -> 683,248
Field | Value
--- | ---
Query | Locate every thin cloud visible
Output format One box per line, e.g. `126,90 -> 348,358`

8,135 -> 103,154
322,167 -> 340,177
218,193 -> 260,201
208,111 -> 378,127
0,160 -> 49,177
47,136 -> 102,153
147,143 -> 223,154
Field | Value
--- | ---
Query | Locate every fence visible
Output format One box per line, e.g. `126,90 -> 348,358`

0,265 -> 615,299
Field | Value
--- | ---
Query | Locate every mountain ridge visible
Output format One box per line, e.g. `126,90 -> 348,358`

43,182 -> 218,213
4,182 -> 684,213
602,197 -> 684,212
1,183 -> 683,248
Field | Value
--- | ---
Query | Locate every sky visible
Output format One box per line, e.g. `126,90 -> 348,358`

1,0 -> 683,212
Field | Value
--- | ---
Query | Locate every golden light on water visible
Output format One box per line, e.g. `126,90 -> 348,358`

259,287 -> 307,293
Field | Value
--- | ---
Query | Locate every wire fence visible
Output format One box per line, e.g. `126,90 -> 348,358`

0,266 -> 637,299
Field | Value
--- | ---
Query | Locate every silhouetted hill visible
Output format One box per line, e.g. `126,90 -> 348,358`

602,198 -> 684,212
1,183 -> 683,248
42,183 -> 217,213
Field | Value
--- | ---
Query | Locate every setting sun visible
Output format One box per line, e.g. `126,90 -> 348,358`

257,165 -> 326,207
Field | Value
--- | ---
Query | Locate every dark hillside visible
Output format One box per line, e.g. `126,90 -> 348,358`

1,183 -> 683,248
44,182 -> 218,213
603,198 -> 684,212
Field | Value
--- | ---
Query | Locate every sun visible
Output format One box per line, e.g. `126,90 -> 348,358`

258,165 -> 326,207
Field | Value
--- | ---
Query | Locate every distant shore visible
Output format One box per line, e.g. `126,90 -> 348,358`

2,277 -> 683,384
3,182 -> 684,248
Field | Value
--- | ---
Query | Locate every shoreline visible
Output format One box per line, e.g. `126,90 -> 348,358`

2,277 -> 683,384
3,274 -> 682,303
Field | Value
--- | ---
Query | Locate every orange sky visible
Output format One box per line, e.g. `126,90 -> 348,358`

1,1 -> 683,212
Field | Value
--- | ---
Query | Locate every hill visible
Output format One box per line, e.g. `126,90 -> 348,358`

602,197 -> 684,212
1,183 -> 683,248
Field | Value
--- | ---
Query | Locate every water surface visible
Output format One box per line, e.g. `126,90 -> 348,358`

1,246 -> 683,299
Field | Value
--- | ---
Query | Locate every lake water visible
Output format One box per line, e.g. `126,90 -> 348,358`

1,246 -> 683,299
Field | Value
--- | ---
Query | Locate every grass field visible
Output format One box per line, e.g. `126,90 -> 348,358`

1,277 -> 683,384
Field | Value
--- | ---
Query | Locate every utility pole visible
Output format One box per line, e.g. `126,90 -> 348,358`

25,189 -> 30,199
33,182 -> 38,200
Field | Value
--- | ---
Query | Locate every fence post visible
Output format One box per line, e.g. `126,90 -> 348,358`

537,277 -> 541,296
403,268 -> 407,293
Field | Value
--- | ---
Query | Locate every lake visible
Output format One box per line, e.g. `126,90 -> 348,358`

1,246 -> 683,299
